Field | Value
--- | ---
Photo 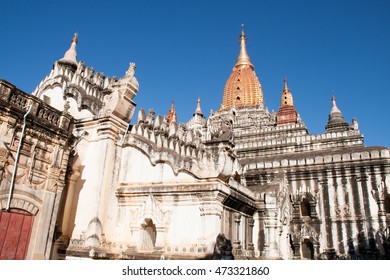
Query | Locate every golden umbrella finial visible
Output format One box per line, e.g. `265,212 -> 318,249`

234,24 -> 253,70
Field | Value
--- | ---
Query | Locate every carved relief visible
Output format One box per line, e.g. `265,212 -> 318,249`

208,116 -> 234,141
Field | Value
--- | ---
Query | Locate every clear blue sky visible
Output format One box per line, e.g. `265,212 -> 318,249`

1,0 -> 389,147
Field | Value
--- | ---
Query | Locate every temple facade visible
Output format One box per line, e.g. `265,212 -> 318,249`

0,29 -> 389,260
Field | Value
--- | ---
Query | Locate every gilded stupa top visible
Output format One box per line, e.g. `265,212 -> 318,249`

166,100 -> 177,125
234,25 -> 254,70
220,26 -> 264,110
280,77 -> 294,107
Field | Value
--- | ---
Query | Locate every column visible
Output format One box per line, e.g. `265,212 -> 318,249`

247,217 -> 255,252
233,213 -> 241,253
264,208 -> 279,258
61,168 -> 81,239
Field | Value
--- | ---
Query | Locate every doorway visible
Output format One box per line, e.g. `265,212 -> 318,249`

0,209 -> 34,259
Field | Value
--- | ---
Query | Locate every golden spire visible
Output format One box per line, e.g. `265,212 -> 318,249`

280,76 -> 294,107
166,100 -> 177,124
59,33 -> 78,67
194,97 -> 204,116
234,24 -> 254,70
277,77 -> 298,125
220,25 -> 264,110
284,76 -> 288,91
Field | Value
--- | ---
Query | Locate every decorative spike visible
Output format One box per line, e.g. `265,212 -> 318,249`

168,121 -> 178,138
193,97 -> 204,117
166,100 -> 177,125
150,131 -> 156,143
163,138 -> 168,148
130,124 -> 136,135
284,76 -> 288,91
142,127 -> 149,138
137,108 -> 146,123
330,93 -> 342,114
175,141 -> 180,154
154,115 -> 163,129
234,25 -> 254,70
169,139 -> 175,150
156,134 -> 162,147
137,125 -> 144,136
59,33 -> 78,67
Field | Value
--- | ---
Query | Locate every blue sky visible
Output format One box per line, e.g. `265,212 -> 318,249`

1,0 -> 389,147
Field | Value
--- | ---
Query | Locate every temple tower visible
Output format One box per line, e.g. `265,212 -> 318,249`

220,26 -> 264,110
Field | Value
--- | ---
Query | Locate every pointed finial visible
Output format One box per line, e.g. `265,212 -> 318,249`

284,76 -> 288,91
279,76 -> 294,107
166,99 -> 177,125
59,33 -> 78,67
72,32 -> 78,44
171,99 -> 175,109
194,97 -> 204,116
330,91 -> 342,114
331,91 -> 338,108
234,25 -> 254,70
172,111 -> 177,123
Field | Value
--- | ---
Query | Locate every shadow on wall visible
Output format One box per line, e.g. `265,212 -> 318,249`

321,227 -> 390,260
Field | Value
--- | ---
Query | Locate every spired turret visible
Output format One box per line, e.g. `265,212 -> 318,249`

58,33 -> 79,69
220,26 -> 264,110
187,97 -> 207,137
193,97 -> 204,117
276,77 -> 298,125
325,94 -> 349,132
165,100 -> 177,125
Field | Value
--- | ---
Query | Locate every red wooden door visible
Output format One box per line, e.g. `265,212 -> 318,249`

0,209 -> 34,260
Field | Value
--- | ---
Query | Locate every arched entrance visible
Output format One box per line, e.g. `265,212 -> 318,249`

301,238 -> 314,259
0,209 -> 34,259
140,218 -> 156,251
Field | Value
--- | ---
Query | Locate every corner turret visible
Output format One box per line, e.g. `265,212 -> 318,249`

276,77 -> 298,125
58,33 -> 78,69
325,94 -> 349,132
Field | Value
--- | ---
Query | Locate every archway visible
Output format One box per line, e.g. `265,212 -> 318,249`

301,238 -> 314,259
301,198 -> 311,217
140,218 -> 156,251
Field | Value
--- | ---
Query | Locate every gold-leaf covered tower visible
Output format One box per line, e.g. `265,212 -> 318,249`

220,26 -> 264,110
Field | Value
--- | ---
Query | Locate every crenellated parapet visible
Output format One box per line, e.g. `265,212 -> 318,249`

123,108 -> 243,180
